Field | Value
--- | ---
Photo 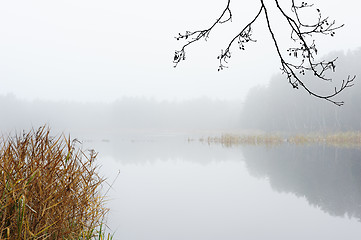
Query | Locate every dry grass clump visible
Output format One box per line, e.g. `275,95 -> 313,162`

286,132 -> 361,147
0,127 -> 110,239
201,132 -> 361,148
287,135 -> 313,145
204,134 -> 283,147
325,131 -> 361,148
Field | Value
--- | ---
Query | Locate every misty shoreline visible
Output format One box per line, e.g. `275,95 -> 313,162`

2,48 -> 361,139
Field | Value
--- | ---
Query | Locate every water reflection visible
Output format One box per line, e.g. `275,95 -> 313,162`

241,145 -> 361,220
93,138 -> 361,220
90,135 -> 243,165
85,137 -> 361,239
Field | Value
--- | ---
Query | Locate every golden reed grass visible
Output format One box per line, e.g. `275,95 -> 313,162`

204,134 -> 283,147
0,126 -> 110,239
203,132 -> 361,148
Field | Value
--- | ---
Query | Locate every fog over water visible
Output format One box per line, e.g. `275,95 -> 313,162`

2,47 -> 361,136
1,45 -> 361,240
0,96 -> 241,138
87,138 -> 361,240
1,0 -> 361,239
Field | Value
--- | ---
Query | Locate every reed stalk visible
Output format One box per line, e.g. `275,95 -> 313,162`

0,126 -> 112,239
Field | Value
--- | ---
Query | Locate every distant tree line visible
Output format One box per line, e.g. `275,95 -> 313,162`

240,48 -> 361,132
0,96 -> 240,136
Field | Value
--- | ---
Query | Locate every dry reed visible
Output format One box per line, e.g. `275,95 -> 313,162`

0,126 -> 110,239
202,132 -> 361,148
205,134 -> 283,147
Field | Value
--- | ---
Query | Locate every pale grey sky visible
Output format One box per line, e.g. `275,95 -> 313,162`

0,0 -> 360,102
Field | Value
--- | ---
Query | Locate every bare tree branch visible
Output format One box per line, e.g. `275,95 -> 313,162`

173,0 -> 233,66
217,5 -> 264,71
173,0 -> 355,106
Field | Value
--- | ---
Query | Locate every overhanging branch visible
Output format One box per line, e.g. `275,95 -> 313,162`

173,0 -> 355,106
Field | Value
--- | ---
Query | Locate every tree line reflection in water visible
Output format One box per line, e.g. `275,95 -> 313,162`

241,145 -> 361,221
92,137 -> 361,222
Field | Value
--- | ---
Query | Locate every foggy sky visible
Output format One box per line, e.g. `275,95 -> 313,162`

0,95 -> 241,137
0,0 -> 360,103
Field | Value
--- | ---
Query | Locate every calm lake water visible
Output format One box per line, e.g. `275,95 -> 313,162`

85,134 -> 361,239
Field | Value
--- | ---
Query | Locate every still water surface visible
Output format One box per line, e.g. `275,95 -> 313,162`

85,135 -> 361,239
